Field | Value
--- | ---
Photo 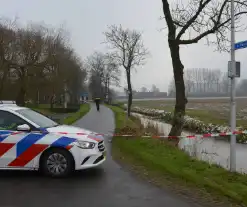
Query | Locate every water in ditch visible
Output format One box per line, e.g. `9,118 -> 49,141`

132,113 -> 247,174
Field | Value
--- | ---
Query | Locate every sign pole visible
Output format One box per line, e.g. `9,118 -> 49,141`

230,0 -> 236,172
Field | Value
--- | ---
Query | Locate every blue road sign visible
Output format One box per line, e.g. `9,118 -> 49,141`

235,40 -> 247,50
81,92 -> 88,96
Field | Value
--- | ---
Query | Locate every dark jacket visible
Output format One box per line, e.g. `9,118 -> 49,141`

94,98 -> 101,103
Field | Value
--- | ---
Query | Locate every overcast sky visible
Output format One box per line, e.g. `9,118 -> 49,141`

1,0 -> 247,92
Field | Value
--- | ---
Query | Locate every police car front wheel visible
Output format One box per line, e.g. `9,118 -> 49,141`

40,148 -> 74,178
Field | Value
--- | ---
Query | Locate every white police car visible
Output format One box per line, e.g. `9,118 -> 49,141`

0,101 -> 106,177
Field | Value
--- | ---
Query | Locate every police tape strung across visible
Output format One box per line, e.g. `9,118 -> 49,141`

1,130 -> 247,139
41,130 -> 247,139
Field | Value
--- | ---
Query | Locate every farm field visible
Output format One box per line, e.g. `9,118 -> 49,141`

132,97 -> 247,128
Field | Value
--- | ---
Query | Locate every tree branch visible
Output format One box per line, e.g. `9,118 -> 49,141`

179,11 -> 247,44
176,0 -> 212,40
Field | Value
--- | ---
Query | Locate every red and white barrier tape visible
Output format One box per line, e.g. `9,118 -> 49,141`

2,130 -> 247,139
56,130 -> 247,139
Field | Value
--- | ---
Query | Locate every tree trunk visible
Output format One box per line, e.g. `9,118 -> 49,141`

104,80 -> 107,101
0,70 -> 7,99
0,63 -> 8,99
126,69 -> 132,117
168,41 -> 187,136
16,86 -> 26,106
107,78 -> 110,104
50,94 -> 55,109
50,86 -> 55,109
16,67 -> 26,106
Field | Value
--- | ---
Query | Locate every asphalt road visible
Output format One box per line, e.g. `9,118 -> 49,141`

0,104 -> 201,207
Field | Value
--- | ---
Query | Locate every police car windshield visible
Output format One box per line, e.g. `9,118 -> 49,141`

16,109 -> 58,128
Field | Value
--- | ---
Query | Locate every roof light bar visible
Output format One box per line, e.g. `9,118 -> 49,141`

0,100 -> 16,105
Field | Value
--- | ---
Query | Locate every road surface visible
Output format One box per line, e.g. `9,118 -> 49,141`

0,104 -> 201,207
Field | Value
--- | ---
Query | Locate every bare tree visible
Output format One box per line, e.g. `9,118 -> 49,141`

212,69 -> 222,92
0,18 -> 18,98
202,68 -> 209,92
162,0 -> 247,136
87,52 -> 107,99
104,53 -> 120,103
151,84 -> 160,93
184,68 -> 231,95
11,26 -> 48,106
87,51 -> 120,101
184,69 -> 194,95
141,87 -> 148,92
88,70 -> 104,100
195,68 -> 203,92
220,72 -> 230,93
104,25 -> 149,117
168,78 -> 176,97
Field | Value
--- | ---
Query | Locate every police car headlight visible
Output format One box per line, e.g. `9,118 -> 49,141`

76,141 -> 96,149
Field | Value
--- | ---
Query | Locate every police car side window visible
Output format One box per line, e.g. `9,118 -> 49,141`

0,111 -> 30,131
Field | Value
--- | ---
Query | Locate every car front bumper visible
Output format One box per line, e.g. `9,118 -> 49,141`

72,141 -> 106,170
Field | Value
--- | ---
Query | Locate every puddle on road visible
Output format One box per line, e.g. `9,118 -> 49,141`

132,113 -> 247,174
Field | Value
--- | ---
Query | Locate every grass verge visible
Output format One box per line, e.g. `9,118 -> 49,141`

61,104 -> 90,125
108,105 -> 136,128
33,104 -> 90,125
108,105 -> 247,207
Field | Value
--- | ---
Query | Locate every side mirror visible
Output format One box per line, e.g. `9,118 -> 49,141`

17,124 -> 30,132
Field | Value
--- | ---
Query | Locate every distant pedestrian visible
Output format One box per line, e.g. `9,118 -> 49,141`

94,98 -> 101,111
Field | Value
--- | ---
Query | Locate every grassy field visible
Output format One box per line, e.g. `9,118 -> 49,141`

109,105 -> 247,207
131,98 -> 247,127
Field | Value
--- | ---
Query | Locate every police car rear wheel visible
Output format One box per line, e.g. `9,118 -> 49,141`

41,148 -> 74,178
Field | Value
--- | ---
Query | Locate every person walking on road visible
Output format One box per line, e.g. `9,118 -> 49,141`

94,97 -> 101,112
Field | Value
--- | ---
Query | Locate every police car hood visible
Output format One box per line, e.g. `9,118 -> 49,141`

46,125 -> 104,142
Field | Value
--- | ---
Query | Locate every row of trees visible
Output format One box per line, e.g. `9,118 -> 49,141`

0,17 -> 148,113
168,68 -> 230,96
87,52 -> 120,102
0,18 -> 87,107
140,85 -> 160,93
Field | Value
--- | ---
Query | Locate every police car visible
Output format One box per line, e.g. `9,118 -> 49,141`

0,101 -> 106,177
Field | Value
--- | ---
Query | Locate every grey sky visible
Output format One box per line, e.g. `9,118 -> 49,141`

1,0 -> 247,92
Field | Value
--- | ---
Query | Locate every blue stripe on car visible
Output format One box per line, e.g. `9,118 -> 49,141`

16,133 -> 46,157
0,130 -> 12,135
51,136 -> 76,148
0,130 -> 13,142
